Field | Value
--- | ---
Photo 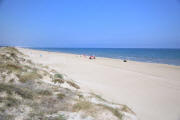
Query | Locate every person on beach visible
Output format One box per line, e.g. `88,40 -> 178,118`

89,55 -> 96,59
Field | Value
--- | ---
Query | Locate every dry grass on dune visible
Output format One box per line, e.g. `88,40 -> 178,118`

0,47 -> 137,120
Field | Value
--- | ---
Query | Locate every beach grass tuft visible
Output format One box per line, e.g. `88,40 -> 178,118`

91,93 -> 107,102
0,83 -> 34,99
53,78 -> 65,84
57,93 -> 65,99
67,81 -> 80,89
0,63 -> 23,73
98,104 -> 123,120
37,89 -> 52,96
73,100 -> 92,111
18,72 -> 42,83
5,96 -> 20,107
49,114 -> 66,120
2,47 -> 24,55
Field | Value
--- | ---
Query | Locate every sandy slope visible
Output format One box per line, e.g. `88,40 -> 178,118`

18,48 -> 180,120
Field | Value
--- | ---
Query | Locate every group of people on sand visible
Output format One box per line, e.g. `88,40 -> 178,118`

89,55 -> 96,59
79,54 -> 128,62
80,54 -> 96,60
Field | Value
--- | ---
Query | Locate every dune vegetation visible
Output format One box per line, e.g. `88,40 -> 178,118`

0,47 -> 137,120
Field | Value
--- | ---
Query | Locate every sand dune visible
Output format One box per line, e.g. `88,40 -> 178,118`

18,48 -> 180,120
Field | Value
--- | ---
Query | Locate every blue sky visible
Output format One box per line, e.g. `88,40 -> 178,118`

0,0 -> 180,48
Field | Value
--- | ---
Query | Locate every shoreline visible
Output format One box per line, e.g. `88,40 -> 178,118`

19,47 -> 180,67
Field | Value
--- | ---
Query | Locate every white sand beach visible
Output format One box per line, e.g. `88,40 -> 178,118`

18,48 -> 180,120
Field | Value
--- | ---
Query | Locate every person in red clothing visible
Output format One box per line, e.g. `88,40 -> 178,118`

89,56 -> 96,59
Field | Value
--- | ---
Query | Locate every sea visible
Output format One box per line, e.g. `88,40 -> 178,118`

32,48 -> 180,66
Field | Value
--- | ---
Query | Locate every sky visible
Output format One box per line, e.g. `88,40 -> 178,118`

0,0 -> 180,48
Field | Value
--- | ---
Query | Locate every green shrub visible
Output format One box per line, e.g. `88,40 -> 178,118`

54,74 -> 63,79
